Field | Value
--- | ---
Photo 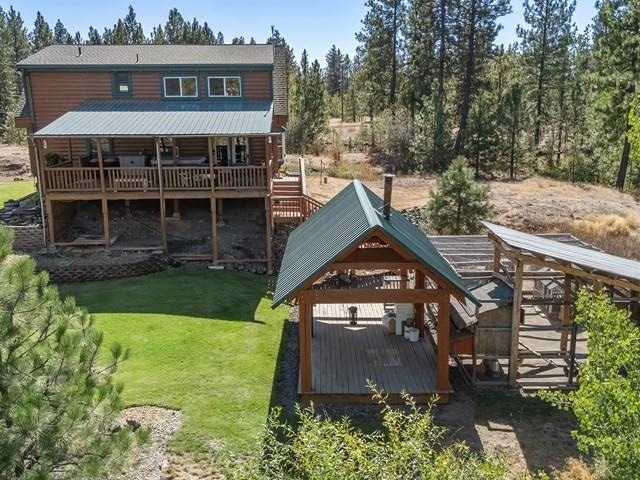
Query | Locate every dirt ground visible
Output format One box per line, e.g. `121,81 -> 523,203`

0,143 -> 31,181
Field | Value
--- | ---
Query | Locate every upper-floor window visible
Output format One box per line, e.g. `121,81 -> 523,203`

163,76 -> 198,98
208,76 -> 241,97
113,72 -> 132,96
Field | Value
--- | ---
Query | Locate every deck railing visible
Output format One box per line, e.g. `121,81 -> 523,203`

44,165 -> 269,193
163,167 -> 211,190
272,194 -> 323,223
45,167 -> 100,192
215,166 -> 267,190
106,167 -> 159,192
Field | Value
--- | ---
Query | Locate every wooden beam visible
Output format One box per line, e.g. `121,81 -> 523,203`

415,270 -> 425,337
329,261 -> 426,271
300,288 -> 446,304
437,292 -> 451,391
400,268 -> 408,289
299,295 -> 312,392
208,136 -> 215,193
509,259 -> 524,386
265,197 -> 273,275
155,139 -> 167,252
101,198 -> 110,249
339,247 -> 408,263
493,245 -> 501,273
560,274 -> 573,352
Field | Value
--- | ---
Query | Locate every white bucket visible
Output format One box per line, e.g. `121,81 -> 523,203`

405,327 -> 419,342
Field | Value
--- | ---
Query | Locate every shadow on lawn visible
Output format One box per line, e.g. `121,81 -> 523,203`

59,268 -> 271,323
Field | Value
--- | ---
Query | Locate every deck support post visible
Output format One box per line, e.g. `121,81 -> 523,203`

45,197 -> 55,247
101,198 -> 110,249
493,246 -> 501,273
265,197 -> 273,274
436,291 -> 450,392
299,294 -> 312,393
210,197 -> 218,262
414,270 -> 425,337
155,139 -> 167,252
560,274 -> 573,352
509,259 -> 524,386
96,137 -> 105,193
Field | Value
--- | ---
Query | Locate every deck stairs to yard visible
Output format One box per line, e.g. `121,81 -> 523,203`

272,157 -> 323,224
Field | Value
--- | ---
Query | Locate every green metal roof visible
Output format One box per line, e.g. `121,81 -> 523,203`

33,100 -> 273,137
272,180 -> 480,307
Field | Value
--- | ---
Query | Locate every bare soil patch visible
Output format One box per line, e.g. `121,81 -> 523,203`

0,144 -> 31,180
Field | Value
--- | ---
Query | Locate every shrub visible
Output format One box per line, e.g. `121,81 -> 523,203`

424,156 -> 494,234
541,289 -> 640,479
224,388 -> 509,480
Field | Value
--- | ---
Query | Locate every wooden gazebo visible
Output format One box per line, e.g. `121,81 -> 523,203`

273,177 -> 479,403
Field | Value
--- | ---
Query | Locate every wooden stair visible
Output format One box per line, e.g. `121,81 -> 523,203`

271,157 -> 323,224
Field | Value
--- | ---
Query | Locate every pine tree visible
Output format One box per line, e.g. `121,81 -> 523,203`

202,22 -> 216,44
356,0 -> 405,116
232,36 -> 246,45
4,7 -> 29,95
53,19 -> 73,44
0,227 -> 139,478
593,0 -> 640,190
501,81 -> 525,179
87,26 -> 102,45
103,19 -> 128,45
73,31 -> 82,44
518,0 -> 576,148
216,31 -> 225,44
30,11 -> 53,52
149,25 -> 165,45
453,0 -> 511,155
466,91 -> 497,177
164,8 -> 186,44
325,44 -> 343,95
404,0 -> 437,119
424,156 -> 493,234
123,5 -> 145,44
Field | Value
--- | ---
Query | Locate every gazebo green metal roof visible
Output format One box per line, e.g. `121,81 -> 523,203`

272,180 -> 480,307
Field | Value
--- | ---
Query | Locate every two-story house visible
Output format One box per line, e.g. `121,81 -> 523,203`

14,44 -> 303,273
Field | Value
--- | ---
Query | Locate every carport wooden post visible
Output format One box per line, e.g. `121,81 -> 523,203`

436,290 -> 450,392
265,197 -> 273,274
509,259 -> 524,386
560,274 -> 573,351
208,136 -> 218,263
155,138 -> 168,252
299,293 -> 312,392
414,270 -> 425,337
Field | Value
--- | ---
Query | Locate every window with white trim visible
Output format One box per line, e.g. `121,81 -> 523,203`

207,76 -> 241,97
163,76 -> 198,98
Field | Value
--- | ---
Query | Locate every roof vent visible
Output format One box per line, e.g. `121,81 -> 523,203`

383,174 -> 394,219
77,46 -> 82,56
136,53 -> 139,63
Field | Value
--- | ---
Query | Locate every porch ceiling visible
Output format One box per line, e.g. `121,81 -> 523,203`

33,100 -> 274,138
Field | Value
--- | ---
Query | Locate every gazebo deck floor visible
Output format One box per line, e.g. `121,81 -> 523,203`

302,304 -> 450,404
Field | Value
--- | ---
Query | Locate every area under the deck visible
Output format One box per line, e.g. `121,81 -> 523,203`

304,304 -> 448,403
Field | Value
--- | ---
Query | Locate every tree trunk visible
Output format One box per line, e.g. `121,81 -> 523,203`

390,0 -> 398,111
616,135 -> 631,190
454,0 -> 476,155
437,0 -> 446,97
534,8 -> 549,147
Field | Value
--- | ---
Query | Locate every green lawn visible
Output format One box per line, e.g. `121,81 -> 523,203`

0,180 -> 36,208
59,268 -> 289,454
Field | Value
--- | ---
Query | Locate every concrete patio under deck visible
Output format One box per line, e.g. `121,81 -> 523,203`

301,304 -> 450,404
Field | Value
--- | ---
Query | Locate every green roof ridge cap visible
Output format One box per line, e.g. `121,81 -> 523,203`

353,180 -> 382,228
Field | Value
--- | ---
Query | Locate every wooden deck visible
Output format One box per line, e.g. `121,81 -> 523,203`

303,303 -> 448,404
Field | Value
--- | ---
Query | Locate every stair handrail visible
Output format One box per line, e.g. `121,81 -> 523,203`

298,156 -> 308,196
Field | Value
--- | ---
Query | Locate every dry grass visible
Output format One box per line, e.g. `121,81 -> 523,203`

572,213 -> 639,238
551,458 -> 600,480
325,159 -> 381,181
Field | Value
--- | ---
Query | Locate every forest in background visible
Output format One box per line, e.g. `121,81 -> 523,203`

1,2 -> 640,192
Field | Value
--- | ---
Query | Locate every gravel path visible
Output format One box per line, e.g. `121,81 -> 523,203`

114,406 -> 183,480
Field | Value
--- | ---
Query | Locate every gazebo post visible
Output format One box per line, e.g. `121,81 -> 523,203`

298,293 -> 312,392
414,270 -> 425,337
437,290 -> 451,392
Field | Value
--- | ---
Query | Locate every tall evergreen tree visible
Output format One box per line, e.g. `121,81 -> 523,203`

87,26 -> 103,45
325,44 -> 343,95
123,5 -> 145,44
164,8 -> 186,44
356,0 -> 405,117
593,0 -> 640,190
103,19 -> 128,45
501,81 -> 525,179
517,0 -> 576,147
4,7 -> 29,96
453,0 -> 511,154
30,11 -> 53,52
53,19 -> 73,44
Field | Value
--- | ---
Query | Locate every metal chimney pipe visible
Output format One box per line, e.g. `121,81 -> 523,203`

383,174 -> 394,219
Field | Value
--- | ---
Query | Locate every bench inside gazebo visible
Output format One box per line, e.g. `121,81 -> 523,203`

273,176 -> 480,403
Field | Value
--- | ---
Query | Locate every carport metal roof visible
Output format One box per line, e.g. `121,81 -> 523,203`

484,222 -> 640,291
